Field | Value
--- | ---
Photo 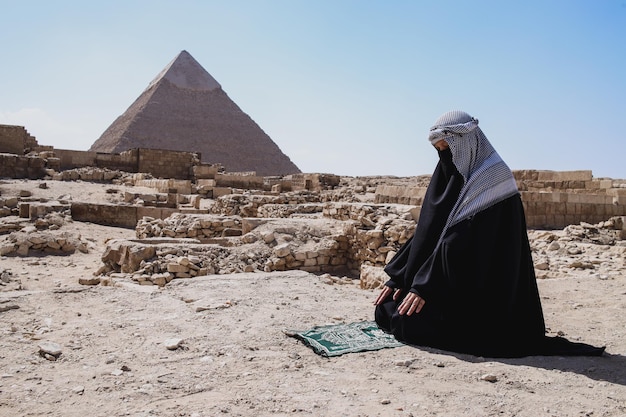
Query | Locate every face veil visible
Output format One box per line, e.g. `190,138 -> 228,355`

428,110 -> 519,239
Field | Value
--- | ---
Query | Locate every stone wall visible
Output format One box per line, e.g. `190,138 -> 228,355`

214,173 -> 265,190
288,173 -> 341,191
375,170 -> 626,229
54,149 -> 137,173
192,164 -> 220,179
99,217 -> 354,285
0,125 -> 38,154
133,179 -> 193,194
521,190 -> 626,229
0,154 -> 47,179
137,148 -> 199,180
121,203 -> 420,283
68,202 -> 179,228
1,229 -> 89,256
136,214 -> 243,240
92,192 -> 625,286
209,192 -> 322,217
53,148 -> 198,179
70,202 -> 139,228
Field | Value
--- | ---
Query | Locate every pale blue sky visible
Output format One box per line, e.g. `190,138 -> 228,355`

1,0 -> 624,178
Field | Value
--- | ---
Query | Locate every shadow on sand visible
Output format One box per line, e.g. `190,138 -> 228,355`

418,345 -> 626,387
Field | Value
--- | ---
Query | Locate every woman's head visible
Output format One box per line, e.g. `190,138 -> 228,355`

428,110 -> 478,145
428,110 -> 495,181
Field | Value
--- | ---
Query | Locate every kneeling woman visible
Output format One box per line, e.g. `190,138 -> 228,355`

374,110 -> 604,358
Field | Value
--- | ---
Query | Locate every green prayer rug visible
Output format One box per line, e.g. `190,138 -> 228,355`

286,321 -> 405,357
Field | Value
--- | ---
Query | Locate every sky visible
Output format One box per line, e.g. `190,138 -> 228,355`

1,0 -> 625,178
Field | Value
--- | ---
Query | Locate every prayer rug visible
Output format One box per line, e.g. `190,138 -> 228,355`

286,321 -> 404,357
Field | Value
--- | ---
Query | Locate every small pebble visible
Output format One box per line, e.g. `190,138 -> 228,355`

38,341 -> 62,358
164,338 -> 184,350
380,399 -> 391,405
481,373 -> 498,383
394,359 -> 415,367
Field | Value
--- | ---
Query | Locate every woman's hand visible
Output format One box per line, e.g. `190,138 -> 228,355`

374,285 -> 403,306
397,292 -> 426,316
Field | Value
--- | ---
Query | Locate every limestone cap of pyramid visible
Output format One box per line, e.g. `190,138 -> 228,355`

145,50 -> 221,92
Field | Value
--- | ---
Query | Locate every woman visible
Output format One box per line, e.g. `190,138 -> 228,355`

374,110 -> 604,357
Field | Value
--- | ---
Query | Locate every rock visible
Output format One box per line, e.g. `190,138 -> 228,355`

262,231 -> 275,243
359,264 -> 388,290
481,373 -> 498,383
273,243 -> 291,258
164,338 -> 184,350
79,276 -> 101,286
0,269 -> 12,283
547,241 -> 561,251
38,341 -> 62,359
167,263 -> 189,273
394,359 -> 416,367
0,303 -> 19,312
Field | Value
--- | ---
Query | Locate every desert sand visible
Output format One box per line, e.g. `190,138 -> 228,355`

1,179 -> 625,417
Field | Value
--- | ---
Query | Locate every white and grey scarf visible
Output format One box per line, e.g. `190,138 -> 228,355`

428,110 -> 519,236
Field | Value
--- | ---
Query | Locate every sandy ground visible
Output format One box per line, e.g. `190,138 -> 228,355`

1,179 -> 625,417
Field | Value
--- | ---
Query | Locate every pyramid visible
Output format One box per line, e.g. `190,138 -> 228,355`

89,50 -> 301,176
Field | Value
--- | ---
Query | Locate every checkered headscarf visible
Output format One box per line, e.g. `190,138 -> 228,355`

429,110 -> 519,233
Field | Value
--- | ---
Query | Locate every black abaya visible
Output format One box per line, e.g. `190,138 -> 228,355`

375,150 -> 605,357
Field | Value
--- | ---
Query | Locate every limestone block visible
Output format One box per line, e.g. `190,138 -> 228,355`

152,274 -> 168,287
273,243 -> 291,258
16,244 -> 30,256
261,231 -> 275,243
317,255 -> 330,265
222,228 -> 242,237
167,263 -> 189,273
0,244 -> 15,256
79,276 -> 101,286
359,265 -> 388,290
300,266 -> 320,273
177,257 -> 191,266
197,267 -> 212,276
213,187 -> 232,198
537,170 -> 592,182
19,203 -> 30,218
367,238 -> 384,250
409,206 -> 421,221
197,179 -> 217,187
61,242 -> 76,252
125,245 -> 157,273
28,236 -> 47,245
3,197 -> 18,208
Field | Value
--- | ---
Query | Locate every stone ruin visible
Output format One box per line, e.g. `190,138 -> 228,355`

94,202 -> 417,288
0,164 -> 625,291
1,123 -> 625,292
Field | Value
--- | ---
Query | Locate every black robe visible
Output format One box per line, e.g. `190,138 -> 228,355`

375,149 -> 605,357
